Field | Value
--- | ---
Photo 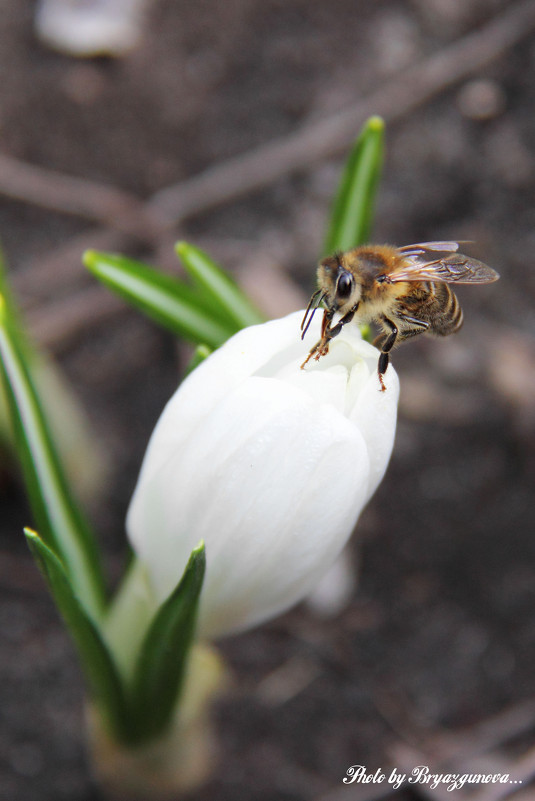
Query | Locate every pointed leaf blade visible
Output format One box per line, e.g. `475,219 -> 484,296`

0,298 -> 106,617
323,115 -> 384,255
131,542 -> 206,742
176,241 -> 264,330
25,529 -> 130,741
185,344 -> 213,377
0,248 -> 107,505
84,251 -> 235,349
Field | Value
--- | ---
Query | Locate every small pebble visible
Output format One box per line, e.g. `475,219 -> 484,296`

457,79 -> 506,121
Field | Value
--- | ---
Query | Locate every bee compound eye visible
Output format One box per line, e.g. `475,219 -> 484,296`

337,272 -> 353,298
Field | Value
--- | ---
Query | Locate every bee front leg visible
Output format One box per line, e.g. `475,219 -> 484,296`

300,334 -> 332,368
300,309 -> 332,369
300,305 -> 358,369
322,305 -> 358,342
300,342 -> 321,368
377,316 -> 398,391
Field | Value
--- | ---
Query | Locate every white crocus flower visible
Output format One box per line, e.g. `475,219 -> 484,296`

126,310 -> 398,639
35,0 -> 147,57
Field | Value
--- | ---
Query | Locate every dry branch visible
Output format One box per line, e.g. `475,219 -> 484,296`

2,0 -> 535,239
27,285 -> 126,351
0,153 -> 164,239
313,699 -> 535,801
470,745 -> 535,801
4,0 -> 535,351
148,0 -> 535,224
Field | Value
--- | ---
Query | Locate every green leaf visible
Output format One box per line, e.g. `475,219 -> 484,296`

0,250 -> 16,450
0,246 -> 36,450
0,298 -> 106,618
130,542 -> 206,742
0,248 -> 107,506
323,115 -> 384,255
83,251 -> 235,350
25,529 -> 130,740
176,241 -> 264,330
0,248 -> 19,329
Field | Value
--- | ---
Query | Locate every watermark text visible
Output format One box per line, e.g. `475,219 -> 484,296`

343,764 -> 523,792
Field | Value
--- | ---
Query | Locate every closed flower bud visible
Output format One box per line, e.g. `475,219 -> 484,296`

127,311 -> 398,638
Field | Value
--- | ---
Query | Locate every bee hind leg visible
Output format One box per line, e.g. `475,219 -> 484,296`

376,316 -> 429,389
396,314 -> 429,342
376,316 -> 399,391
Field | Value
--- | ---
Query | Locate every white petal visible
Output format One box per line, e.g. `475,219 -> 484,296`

134,312 -> 309,488
127,310 -> 399,638
349,364 -> 399,499
128,375 -> 370,638
305,547 -> 357,617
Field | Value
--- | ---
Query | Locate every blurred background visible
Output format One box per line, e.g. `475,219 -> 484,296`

1,1 -> 535,799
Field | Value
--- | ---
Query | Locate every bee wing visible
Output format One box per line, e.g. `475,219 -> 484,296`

398,241 -> 462,256
391,243 -> 499,284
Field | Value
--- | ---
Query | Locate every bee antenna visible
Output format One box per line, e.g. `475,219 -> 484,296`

301,308 -> 318,340
300,291 -> 326,339
300,290 -> 320,330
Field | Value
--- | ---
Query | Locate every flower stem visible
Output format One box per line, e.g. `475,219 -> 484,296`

103,558 -> 157,683
87,643 -> 226,800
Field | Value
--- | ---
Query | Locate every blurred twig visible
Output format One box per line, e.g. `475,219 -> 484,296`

146,0 -> 535,224
3,0 -> 535,242
387,699 -> 535,801
470,746 -> 535,801
2,0 -> 535,354
313,698 -> 535,801
27,285 -> 126,351
0,153 -> 165,239
422,699 -> 535,766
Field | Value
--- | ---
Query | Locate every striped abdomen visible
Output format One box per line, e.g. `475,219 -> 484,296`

399,281 -> 463,336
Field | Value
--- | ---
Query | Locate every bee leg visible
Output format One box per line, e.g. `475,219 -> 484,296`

377,352 -> 389,390
300,342 -> 320,369
300,334 -> 333,368
300,310 -> 332,369
377,316 -> 398,391
314,305 -> 359,359
322,306 -> 357,342
300,305 -> 358,370
396,315 -> 429,342
320,308 -> 333,339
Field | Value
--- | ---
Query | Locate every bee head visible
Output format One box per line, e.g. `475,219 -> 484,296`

317,253 -> 362,313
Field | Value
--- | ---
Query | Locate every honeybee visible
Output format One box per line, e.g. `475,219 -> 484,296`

300,241 -> 499,390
